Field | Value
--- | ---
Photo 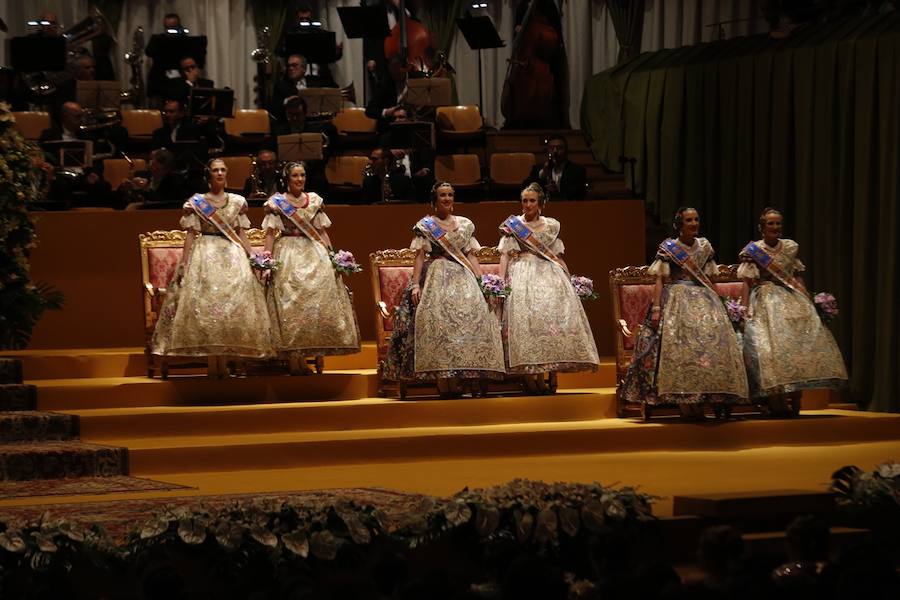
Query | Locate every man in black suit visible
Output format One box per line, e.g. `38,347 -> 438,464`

270,54 -> 328,123
365,55 -> 410,136
151,98 -> 212,149
119,149 -> 188,209
362,144 -> 434,203
146,13 -> 187,102
163,56 -> 215,104
242,148 -> 281,202
278,3 -> 342,88
523,134 -> 587,200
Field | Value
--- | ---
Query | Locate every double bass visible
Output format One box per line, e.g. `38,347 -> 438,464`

500,0 -> 564,129
382,0 -> 450,78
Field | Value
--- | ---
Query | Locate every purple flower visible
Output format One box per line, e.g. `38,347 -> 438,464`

480,273 -> 509,298
249,251 -> 280,271
571,275 -> 598,301
814,292 -> 839,321
330,249 -> 362,275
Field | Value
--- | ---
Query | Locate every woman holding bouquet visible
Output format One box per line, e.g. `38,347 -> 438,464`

383,182 -> 504,396
497,183 -> 599,392
619,207 -> 748,419
262,161 -> 360,374
738,208 -> 847,416
150,158 -> 272,377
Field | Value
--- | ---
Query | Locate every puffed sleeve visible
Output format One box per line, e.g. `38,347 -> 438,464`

783,240 -> 805,272
467,236 -> 483,252
737,261 -> 759,279
700,239 -> 718,276
180,200 -> 199,230
261,201 -> 283,231
498,235 -> 518,254
549,237 -> 565,255
410,234 -> 431,252
312,210 -> 332,229
647,256 -> 670,277
235,196 -> 251,229
794,258 -> 806,273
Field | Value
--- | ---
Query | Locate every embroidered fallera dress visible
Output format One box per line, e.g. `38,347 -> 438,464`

262,193 -> 360,358
739,239 -> 847,398
498,216 -> 599,374
151,194 -> 273,358
383,216 -> 505,381
620,237 -> 749,406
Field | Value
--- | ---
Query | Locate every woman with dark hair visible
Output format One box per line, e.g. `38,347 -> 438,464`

151,158 -> 272,377
738,208 -> 847,415
262,161 -> 360,374
497,182 -> 598,392
383,182 -> 504,396
619,207 -> 748,418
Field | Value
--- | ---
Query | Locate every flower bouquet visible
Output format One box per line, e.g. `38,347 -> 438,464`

814,292 -> 839,322
249,250 -> 281,273
480,273 -> 510,300
721,296 -> 747,331
330,250 -> 362,276
571,275 -> 599,301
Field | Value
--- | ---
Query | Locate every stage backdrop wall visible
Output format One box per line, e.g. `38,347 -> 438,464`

26,201 -> 644,357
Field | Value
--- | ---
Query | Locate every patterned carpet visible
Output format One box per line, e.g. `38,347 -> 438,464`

0,487 -> 430,541
0,474 -> 192,500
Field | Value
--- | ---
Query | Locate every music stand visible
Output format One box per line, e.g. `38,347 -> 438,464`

456,15 -> 505,109
336,7 -> 390,39
43,140 -> 93,170
9,36 -> 66,71
170,139 -> 209,173
299,88 -> 342,117
145,34 -> 208,70
76,81 -> 120,109
278,133 -> 323,162
389,121 -> 434,150
280,31 -> 338,63
188,88 -> 235,118
405,78 -> 452,109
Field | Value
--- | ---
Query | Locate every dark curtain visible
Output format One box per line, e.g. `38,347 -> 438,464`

419,0 -> 466,104
606,0 -> 647,64
249,0 -> 293,107
581,13 -> 900,412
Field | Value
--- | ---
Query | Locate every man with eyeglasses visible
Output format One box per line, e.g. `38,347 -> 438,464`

163,55 -> 214,104
522,134 -> 587,200
270,54 -> 326,123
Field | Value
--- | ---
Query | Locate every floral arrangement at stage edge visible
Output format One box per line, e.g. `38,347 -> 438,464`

0,103 -> 63,349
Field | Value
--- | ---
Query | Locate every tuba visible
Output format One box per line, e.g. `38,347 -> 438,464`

121,27 -> 146,107
62,6 -> 117,54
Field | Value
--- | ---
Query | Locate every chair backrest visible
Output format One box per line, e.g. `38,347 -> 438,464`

325,155 -> 368,187
369,247 -> 502,359
221,156 -> 253,190
121,109 -> 163,138
608,264 -> 742,379
436,106 -> 483,133
435,154 -> 481,186
332,108 -> 376,134
224,109 -> 270,137
490,152 -> 536,186
11,111 -> 50,140
103,158 -> 147,189
140,229 -> 268,333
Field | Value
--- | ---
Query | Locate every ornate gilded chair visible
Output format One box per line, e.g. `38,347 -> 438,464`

609,264 -> 744,419
139,228 -> 270,378
370,247 -> 546,399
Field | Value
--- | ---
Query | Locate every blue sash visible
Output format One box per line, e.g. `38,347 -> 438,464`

189,194 -> 245,252
501,215 -> 568,275
415,216 -> 479,280
271,193 -> 331,250
658,239 -> 718,295
740,241 -> 802,293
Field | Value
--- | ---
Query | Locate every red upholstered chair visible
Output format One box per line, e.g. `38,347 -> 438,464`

609,264 -> 743,418
140,229 -> 269,378
370,246 -> 527,398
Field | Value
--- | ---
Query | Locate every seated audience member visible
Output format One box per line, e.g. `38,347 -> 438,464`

119,149 -> 188,209
365,55 -> 410,134
271,54 -> 328,122
163,55 -> 214,104
361,145 -> 434,203
39,101 -> 116,208
242,148 -> 282,201
523,134 -> 587,199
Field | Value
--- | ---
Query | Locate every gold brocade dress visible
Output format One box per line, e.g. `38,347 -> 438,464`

738,239 -> 847,398
498,217 -> 599,374
620,237 -> 749,406
262,193 -> 360,358
411,216 -> 505,379
151,194 -> 273,358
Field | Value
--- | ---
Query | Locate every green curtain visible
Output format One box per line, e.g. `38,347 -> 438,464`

419,0 -> 466,104
581,14 -> 900,412
93,0 -> 123,34
249,0 -> 294,106
605,0 -> 647,64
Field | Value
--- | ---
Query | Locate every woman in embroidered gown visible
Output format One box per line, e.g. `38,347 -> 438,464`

150,158 -> 272,376
619,207 -> 748,418
739,208 -> 847,416
383,182 -> 505,396
262,162 -> 360,373
497,183 -> 599,392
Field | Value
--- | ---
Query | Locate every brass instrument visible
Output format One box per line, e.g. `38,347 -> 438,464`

62,6 -> 117,53
251,26 -> 271,109
248,154 -> 268,200
79,108 -> 121,160
122,27 -> 146,107
119,152 -> 149,202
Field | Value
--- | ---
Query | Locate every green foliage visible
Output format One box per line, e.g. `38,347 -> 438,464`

0,103 -> 63,349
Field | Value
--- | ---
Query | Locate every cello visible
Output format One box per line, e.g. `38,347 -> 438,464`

500,0 -> 563,129
382,0 -> 450,78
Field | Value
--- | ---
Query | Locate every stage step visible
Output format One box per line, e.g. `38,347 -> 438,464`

673,490 -> 835,520
63,389 -> 620,438
0,410 -> 79,442
0,440 -> 128,481
81,410 -> 900,475
8,347 -> 619,388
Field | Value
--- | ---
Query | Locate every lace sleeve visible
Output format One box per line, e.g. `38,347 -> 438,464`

647,258 -> 670,277
737,262 -> 759,279
179,201 -> 199,230
549,237 -> 565,255
312,210 -> 332,229
467,236 -> 482,253
498,235 -> 518,254
410,236 -> 431,252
